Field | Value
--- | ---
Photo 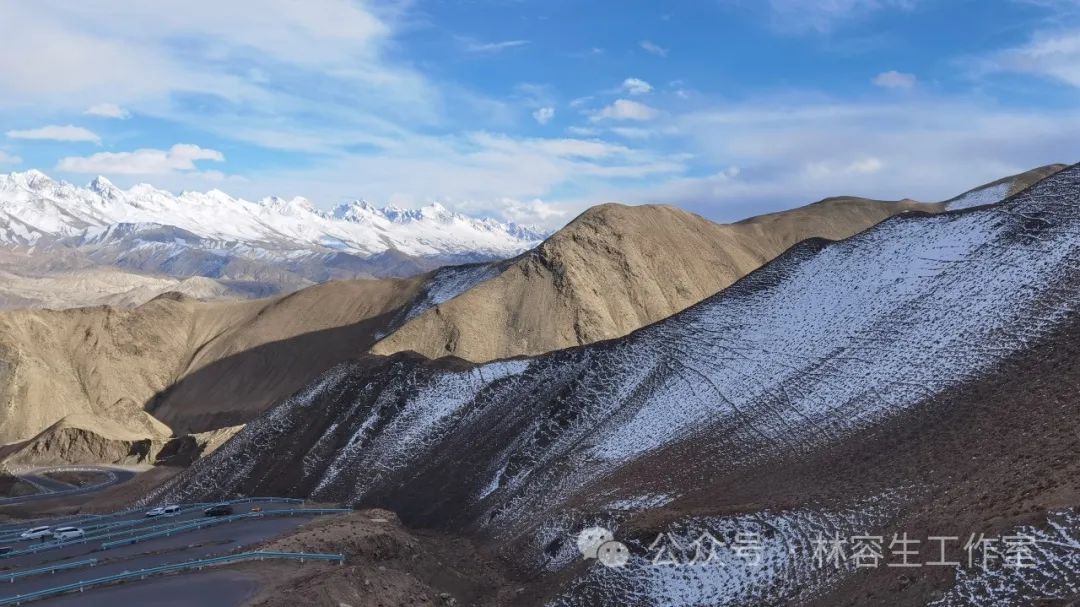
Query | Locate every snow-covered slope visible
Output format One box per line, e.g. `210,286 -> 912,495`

157,165 -> 1080,604
0,170 -> 545,261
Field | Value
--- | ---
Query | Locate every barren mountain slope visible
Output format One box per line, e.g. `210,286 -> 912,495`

0,260 -> 254,310
371,165 -> 1062,362
145,276 -> 428,434
0,275 -> 427,446
1,412 -> 171,467
157,165 -> 1080,605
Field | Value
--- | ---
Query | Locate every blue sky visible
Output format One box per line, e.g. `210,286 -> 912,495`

0,0 -> 1077,227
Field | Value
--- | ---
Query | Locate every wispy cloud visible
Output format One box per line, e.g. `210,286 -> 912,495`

979,28 -> 1080,87
622,77 -> 653,95
619,97 -> 1077,221
639,40 -> 669,57
57,143 -> 224,174
533,106 -> 555,124
84,103 -> 131,119
463,38 -> 530,53
872,70 -> 917,89
0,151 -> 22,165
7,125 -> 101,143
591,99 -> 659,121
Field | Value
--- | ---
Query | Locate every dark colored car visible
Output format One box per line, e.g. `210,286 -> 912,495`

0,547 -> 12,555
203,504 -> 234,517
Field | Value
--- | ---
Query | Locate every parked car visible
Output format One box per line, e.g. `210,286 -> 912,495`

52,527 -> 85,541
203,504 -> 233,517
0,546 -> 12,555
19,526 -> 51,541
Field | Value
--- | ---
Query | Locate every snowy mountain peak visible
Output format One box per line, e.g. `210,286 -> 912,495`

0,170 -> 547,261
2,169 -> 55,191
89,175 -> 121,198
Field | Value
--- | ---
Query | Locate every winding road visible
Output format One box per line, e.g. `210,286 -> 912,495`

0,500 -> 340,606
0,466 -> 136,506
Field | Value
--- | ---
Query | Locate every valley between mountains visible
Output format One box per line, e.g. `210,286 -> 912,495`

1,163 -> 1077,606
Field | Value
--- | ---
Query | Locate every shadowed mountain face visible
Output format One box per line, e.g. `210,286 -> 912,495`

0,277 -> 429,448
157,165 -> 1080,605
371,165 -> 1065,363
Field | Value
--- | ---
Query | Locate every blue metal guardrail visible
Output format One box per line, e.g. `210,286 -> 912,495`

3,560 -> 97,583
0,497 -> 304,540
0,498 -> 312,560
0,551 -> 343,606
99,508 -> 353,550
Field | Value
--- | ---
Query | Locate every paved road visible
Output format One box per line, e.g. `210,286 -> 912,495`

34,569 -> 264,607
0,467 -> 136,506
1,515 -> 314,598
0,502 -> 304,570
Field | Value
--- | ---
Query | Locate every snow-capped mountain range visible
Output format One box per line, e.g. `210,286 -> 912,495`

0,170 -> 546,259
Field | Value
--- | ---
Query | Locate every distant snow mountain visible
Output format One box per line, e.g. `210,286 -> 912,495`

0,170 -> 546,259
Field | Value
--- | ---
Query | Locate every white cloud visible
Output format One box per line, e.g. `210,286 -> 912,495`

200,131 -> 685,229
84,103 -> 130,119
805,156 -> 884,178
57,143 -> 224,174
622,78 -> 654,95
872,70 -> 917,89
0,1 -> 436,130
463,39 -> 530,53
566,126 -> 600,136
612,97 -> 1078,222
982,29 -> 1080,87
591,99 -> 659,121
639,40 -> 669,57
6,125 -> 100,143
0,151 -> 22,165
610,126 -> 655,139
848,157 -> 884,173
533,106 -> 556,124
497,197 -> 571,225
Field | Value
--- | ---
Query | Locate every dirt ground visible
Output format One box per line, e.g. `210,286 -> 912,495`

0,474 -> 36,498
41,469 -> 112,487
245,510 -> 537,607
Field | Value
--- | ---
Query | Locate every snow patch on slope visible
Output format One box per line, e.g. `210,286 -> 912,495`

946,183 -> 1011,210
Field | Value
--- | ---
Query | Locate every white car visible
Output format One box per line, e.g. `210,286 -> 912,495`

146,505 -> 182,518
51,527 -> 85,541
19,526 -> 52,541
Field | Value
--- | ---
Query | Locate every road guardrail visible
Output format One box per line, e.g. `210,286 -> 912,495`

0,551 -> 343,605
99,508 -> 352,550
0,498 -> 315,560
3,560 -> 97,583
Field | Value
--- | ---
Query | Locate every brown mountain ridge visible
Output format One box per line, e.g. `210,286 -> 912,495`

0,164 -> 1062,466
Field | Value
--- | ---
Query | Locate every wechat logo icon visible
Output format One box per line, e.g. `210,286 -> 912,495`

577,526 -> 630,568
